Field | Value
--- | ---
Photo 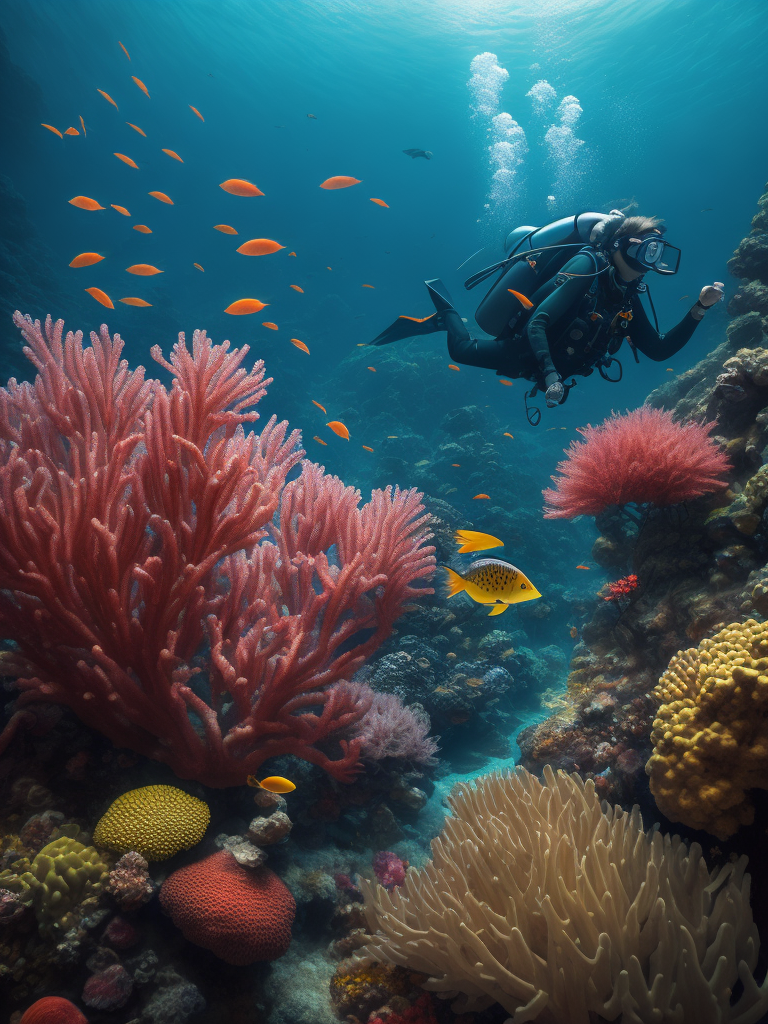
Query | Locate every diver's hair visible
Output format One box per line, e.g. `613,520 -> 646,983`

612,215 -> 666,239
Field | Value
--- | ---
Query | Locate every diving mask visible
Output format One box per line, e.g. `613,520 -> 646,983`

615,232 -> 681,275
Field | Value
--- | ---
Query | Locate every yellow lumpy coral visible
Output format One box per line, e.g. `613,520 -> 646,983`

647,617 -> 768,839
93,785 -> 210,861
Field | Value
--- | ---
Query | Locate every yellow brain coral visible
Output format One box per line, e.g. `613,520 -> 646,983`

93,785 -> 210,861
647,617 -> 768,839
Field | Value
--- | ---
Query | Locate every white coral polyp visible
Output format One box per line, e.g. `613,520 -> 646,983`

360,765 -> 768,1024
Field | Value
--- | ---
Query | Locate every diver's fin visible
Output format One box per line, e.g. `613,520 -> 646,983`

488,603 -> 508,616
442,565 -> 466,599
370,312 -> 441,346
426,279 -> 471,344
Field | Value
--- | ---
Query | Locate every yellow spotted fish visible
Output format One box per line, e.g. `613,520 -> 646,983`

247,775 -> 296,793
443,558 -> 541,616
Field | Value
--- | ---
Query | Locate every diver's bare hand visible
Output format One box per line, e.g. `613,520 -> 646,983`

698,282 -> 724,307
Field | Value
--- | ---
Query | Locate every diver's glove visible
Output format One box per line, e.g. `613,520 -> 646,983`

692,281 -> 725,320
545,376 -> 565,408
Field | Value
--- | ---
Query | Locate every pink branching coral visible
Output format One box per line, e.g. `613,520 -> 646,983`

603,574 -> 639,601
0,313 -> 435,787
542,406 -> 731,519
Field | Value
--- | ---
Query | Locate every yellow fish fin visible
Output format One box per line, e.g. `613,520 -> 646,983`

442,565 -> 466,599
488,603 -> 508,616
454,529 -> 504,553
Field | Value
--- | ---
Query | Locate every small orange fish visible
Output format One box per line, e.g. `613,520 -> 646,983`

319,176 -> 361,189
367,366 -> 376,372
224,298 -> 268,315
312,401 -> 327,413
387,435 -> 398,439
193,263 -> 204,272
219,178 -> 264,197
126,122 -> 146,136
126,264 -> 162,275
111,204 -> 130,216
69,196 -> 104,211
114,153 -> 139,168
370,198 -> 389,207
362,445 -> 374,452
213,224 -> 238,234
666,368 -> 674,372
569,626 -> 578,639
313,436 -> 328,445
326,266 -> 332,270
262,322 -> 278,330
455,530 -> 503,553
119,297 -> 152,306
575,565 -> 590,570
64,127 -> 79,136
327,421 -> 350,440
133,225 -> 152,233
290,338 -> 310,353
132,76 -> 150,98
119,41 -> 130,60
448,364 -> 460,371
288,251 -> 297,257
189,105 -> 204,121
85,287 -> 114,308
236,238 -> 284,256
473,494 -> 490,500
500,379 -> 513,386
148,191 -> 173,204
41,123 -> 63,137
162,149 -> 183,162
290,285 -> 304,293
452,463 -> 461,467
508,289 -> 534,309
69,252 -> 105,268
362,284 -> 375,289
79,115 -> 86,135
503,432 -> 514,438
247,775 -> 296,794
97,89 -> 118,109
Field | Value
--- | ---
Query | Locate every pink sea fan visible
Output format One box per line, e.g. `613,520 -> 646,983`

543,406 -> 731,519
348,684 -> 439,765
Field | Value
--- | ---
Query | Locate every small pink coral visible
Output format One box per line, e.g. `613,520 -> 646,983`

372,851 -> 406,890
103,915 -> 140,949
82,964 -> 133,1010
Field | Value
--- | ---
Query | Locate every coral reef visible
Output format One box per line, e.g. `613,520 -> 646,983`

19,997 -> 88,1024
371,851 -> 407,890
105,852 -> 156,911
329,958 -> 425,1022
92,786 -> 210,861
647,618 -> 768,839
360,766 -> 768,1023
82,963 -> 133,1010
159,850 -> 296,964
0,314 -> 435,786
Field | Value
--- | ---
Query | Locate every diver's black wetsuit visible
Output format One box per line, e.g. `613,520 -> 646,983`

448,251 -> 700,385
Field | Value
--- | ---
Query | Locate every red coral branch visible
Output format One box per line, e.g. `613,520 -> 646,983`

542,406 -> 731,519
0,314 -> 435,786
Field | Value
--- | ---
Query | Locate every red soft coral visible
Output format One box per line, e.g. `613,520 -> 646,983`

543,406 -> 730,519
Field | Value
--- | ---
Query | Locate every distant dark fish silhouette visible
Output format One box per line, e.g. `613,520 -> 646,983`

307,113 -> 317,119
403,148 -> 432,159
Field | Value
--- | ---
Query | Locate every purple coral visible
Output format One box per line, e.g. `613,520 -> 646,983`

352,685 -> 439,765
372,851 -> 406,890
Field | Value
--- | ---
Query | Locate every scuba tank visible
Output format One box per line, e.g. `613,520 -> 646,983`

472,212 -> 618,336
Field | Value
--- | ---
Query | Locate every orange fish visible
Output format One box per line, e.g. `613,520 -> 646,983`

367,366 -> 376,372
452,463 -> 461,467
132,76 -> 150,98
64,127 -> 79,135
148,191 -> 173,204
219,178 -> 264,197
236,238 -> 284,256
214,224 -> 238,234
362,284 -> 375,289
69,252 -> 104,268
500,379 -> 513,386
126,122 -> 146,136
79,115 -> 86,136
224,298 -> 267,315
666,368 -> 674,372
327,421 -> 350,440
448,364 -> 460,371
114,153 -> 139,168
119,41 -> 130,60
85,287 -> 113,308
508,289 -> 534,310
126,264 -> 162,275
312,401 -> 327,413
189,105 -> 204,121
370,198 -> 389,207
569,626 -> 578,639
69,196 -> 104,211
288,251 -> 297,257
262,322 -> 278,330
290,285 -> 304,293
111,204 -> 130,216
473,494 -> 490,500
313,436 -> 327,445
319,176 -> 361,189
97,89 -> 118,109
503,432 -> 514,438
326,266 -> 332,270
290,338 -> 310,353
362,445 -> 374,452
162,149 -> 183,162
133,225 -> 152,233
575,565 -> 590,570
119,297 -> 152,306
41,123 -> 63,137
193,263 -> 204,272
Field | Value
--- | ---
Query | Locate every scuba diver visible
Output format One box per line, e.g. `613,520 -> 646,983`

370,210 -> 724,423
